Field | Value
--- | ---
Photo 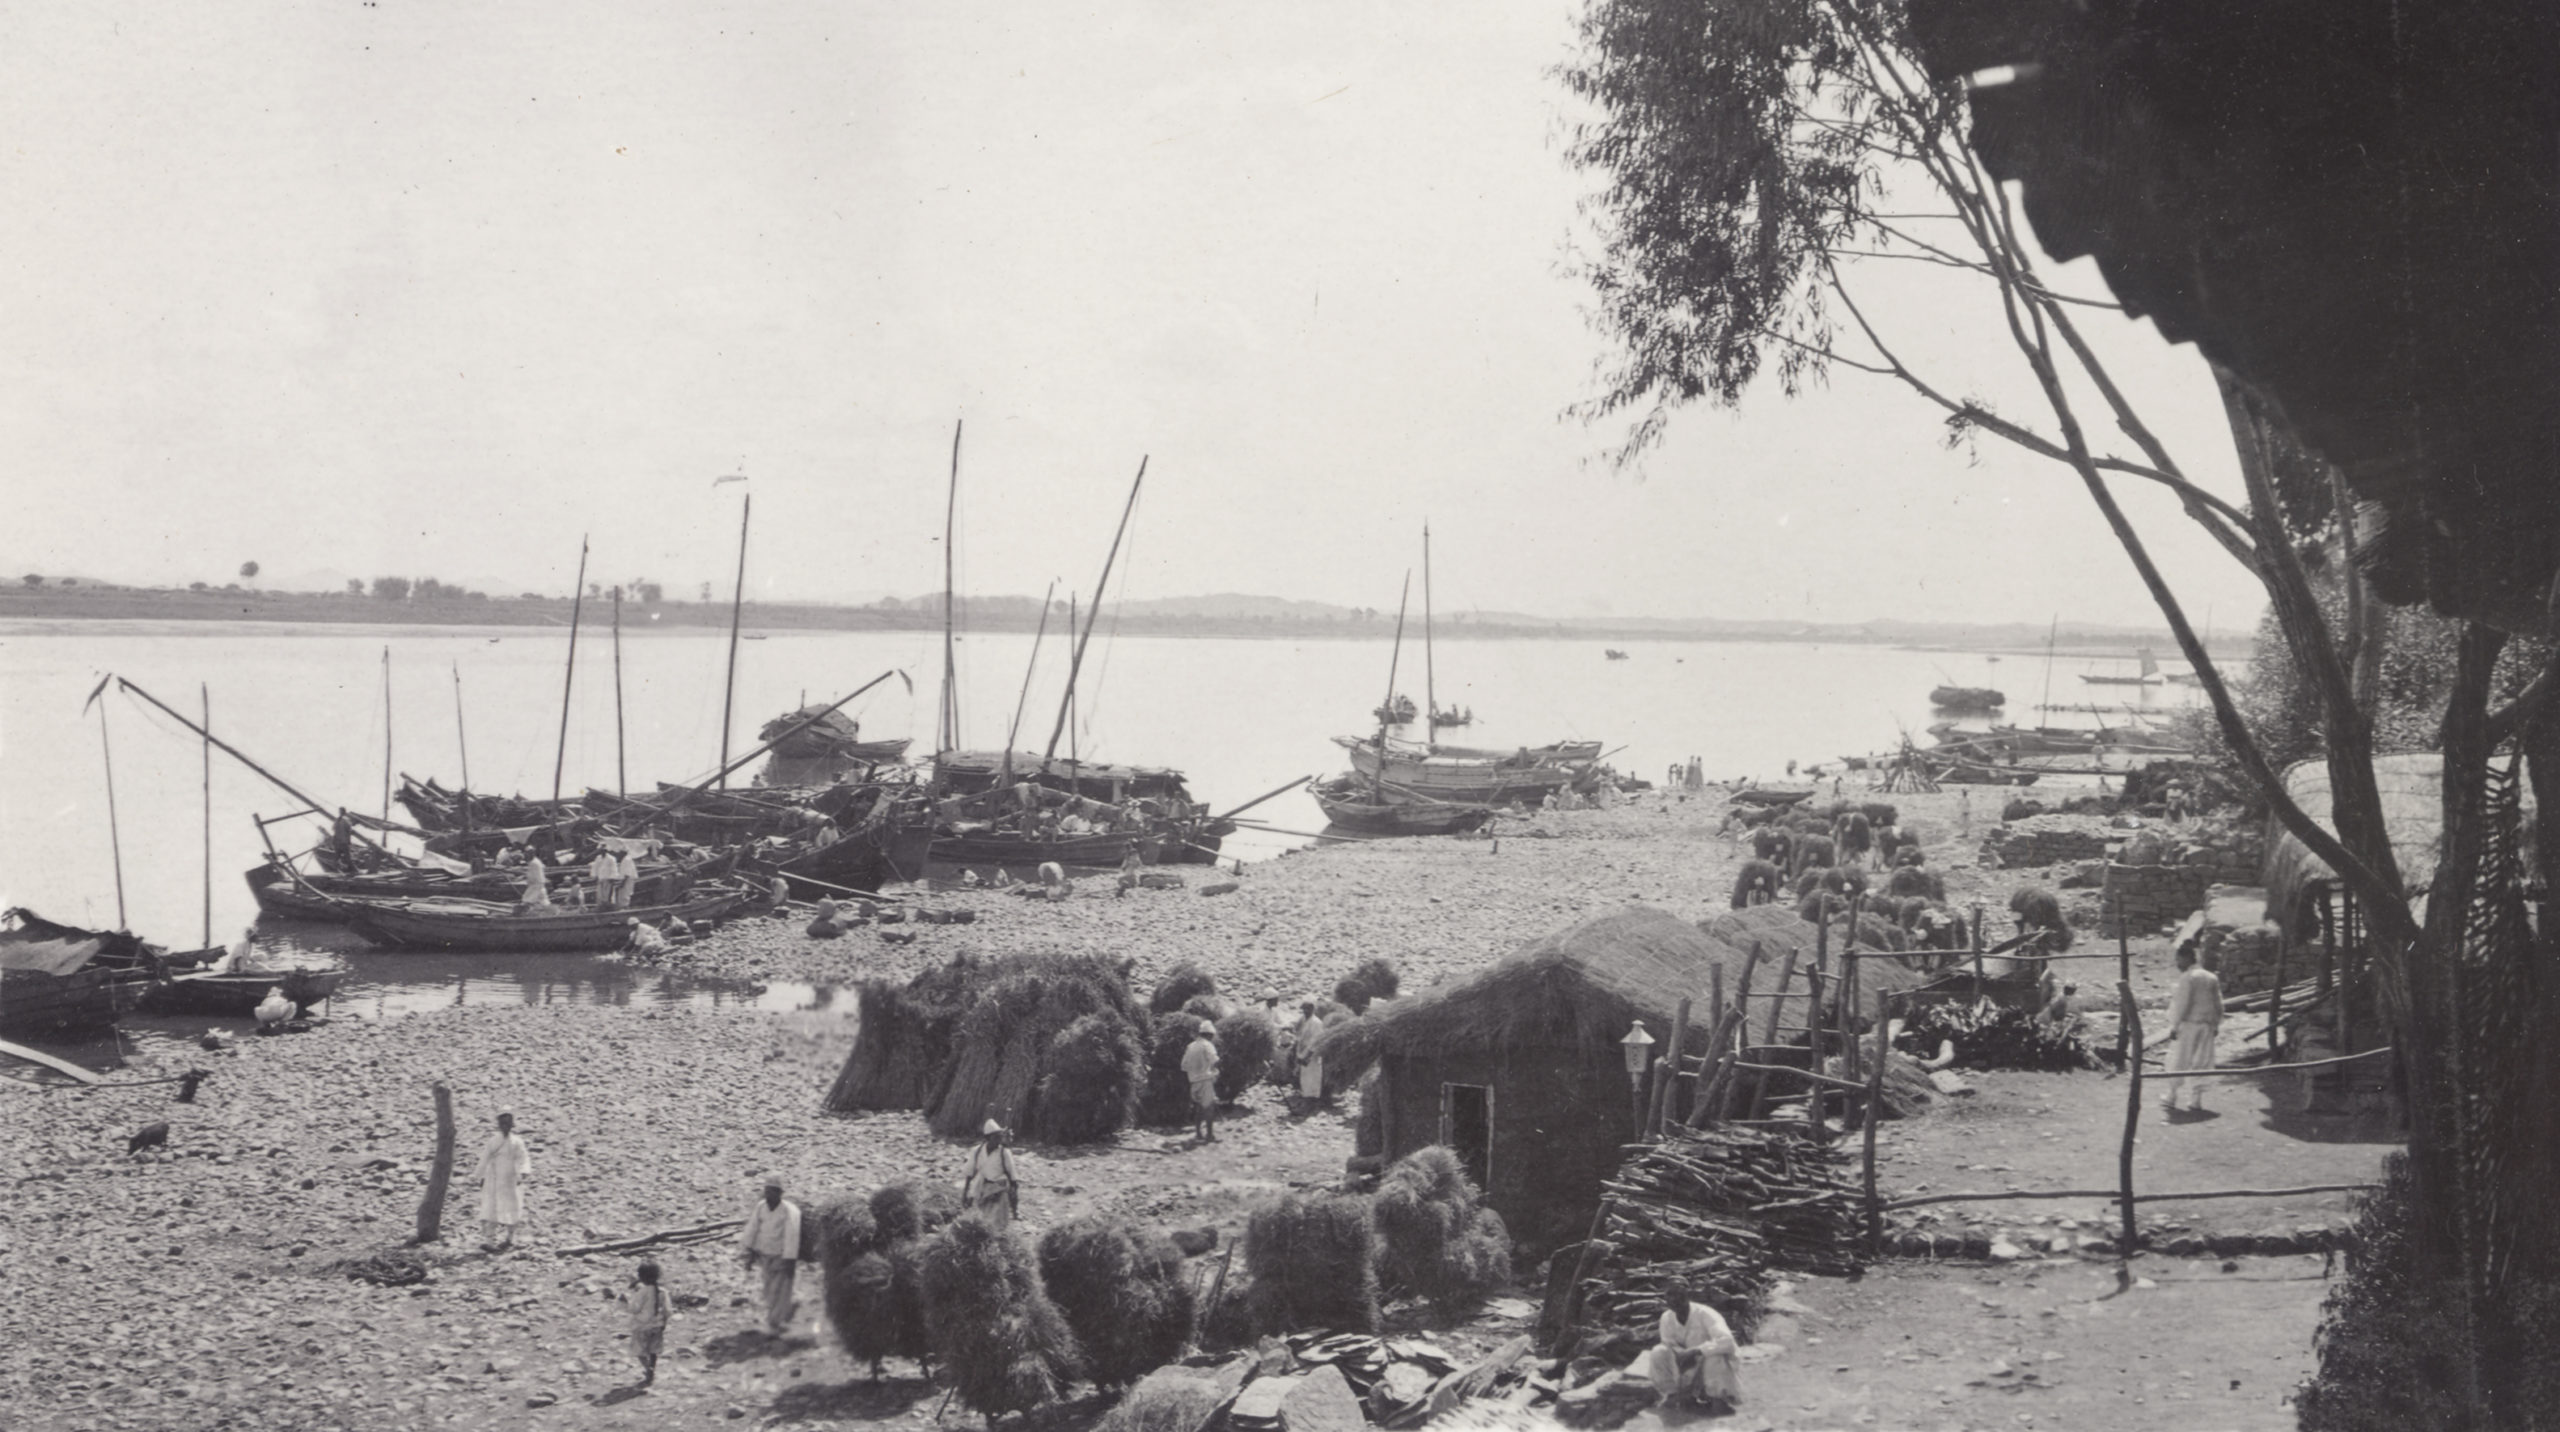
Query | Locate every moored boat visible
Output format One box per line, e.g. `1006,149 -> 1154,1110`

339,884 -> 758,953
144,966 -> 345,1017
0,909 -> 163,1037
1309,775 -> 1494,836
1928,685 -> 2006,713
1332,734 -> 1580,805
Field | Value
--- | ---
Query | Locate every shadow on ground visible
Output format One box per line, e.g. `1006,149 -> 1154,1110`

764,1376 -> 937,1425
701,1330 -> 821,1367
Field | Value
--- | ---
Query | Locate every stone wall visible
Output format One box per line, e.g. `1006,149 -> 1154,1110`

1979,814 -> 2119,870
2098,860 -> 2213,936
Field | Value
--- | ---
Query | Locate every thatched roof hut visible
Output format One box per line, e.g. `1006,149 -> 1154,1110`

2258,754 -> 2517,942
1316,905 -> 1925,1256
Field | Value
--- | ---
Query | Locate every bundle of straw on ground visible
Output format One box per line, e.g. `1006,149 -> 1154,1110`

921,1214 -> 1083,1419
1149,963 -> 1217,1016
825,954 -> 996,1113
1569,1127 -> 1860,1350
927,952 -> 1149,1142
1035,1216 -> 1197,1390
1038,1011 -> 1148,1143
1212,1011 -> 1275,1102
1094,1369 -> 1231,1432
817,1182 -> 962,1376
1242,1192 -> 1380,1335
1331,957 -> 1401,1015
1371,1146 -> 1512,1311
1181,992 -> 1238,1024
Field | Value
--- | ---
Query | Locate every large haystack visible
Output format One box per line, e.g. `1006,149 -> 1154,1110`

928,953 -> 1148,1142
825,955 -> 997,1114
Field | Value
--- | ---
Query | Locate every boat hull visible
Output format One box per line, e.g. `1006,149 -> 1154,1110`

1311,784 -> 1493,837
143,967 -> 345,1017
928,829 -> 1142,870
341,887 -> 756,953
1336,738 -> 1577,804
0,966 -> 150,1037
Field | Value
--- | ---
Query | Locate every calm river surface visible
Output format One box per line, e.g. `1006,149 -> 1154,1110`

2,618 -> 2205,1049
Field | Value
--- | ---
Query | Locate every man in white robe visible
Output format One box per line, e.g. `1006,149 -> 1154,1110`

588,848 -> 619,909
2162,942 -> 2224,1112
1294,1002 -> 1329,1104
1643,1288 -> 1741,1410
738,1177 -> 802,1335
518,851 -> 551,911
475,1108 -> 533,1249
961,1120 -> 1020,1228
616,847 -> 644,908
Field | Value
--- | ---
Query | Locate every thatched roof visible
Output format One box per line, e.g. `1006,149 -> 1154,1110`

2262,755 -> 2450,940
1317,904 -> 1930,1081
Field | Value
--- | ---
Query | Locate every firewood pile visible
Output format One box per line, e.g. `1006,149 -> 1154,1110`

1569,1127 -> 1861,1347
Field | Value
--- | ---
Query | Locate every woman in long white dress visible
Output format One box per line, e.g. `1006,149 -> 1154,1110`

475,1108 -> 533,1249
1642,1287 -> 1741,1410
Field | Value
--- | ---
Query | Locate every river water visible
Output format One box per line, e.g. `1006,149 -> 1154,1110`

1,618 -> 2207,1062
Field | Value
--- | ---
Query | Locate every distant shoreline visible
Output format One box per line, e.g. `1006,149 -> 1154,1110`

0,586 -> 2251,661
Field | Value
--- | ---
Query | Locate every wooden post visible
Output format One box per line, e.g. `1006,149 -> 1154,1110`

1805,948 -> 1829,1143
2317,889 -> 2337,1004
1970,904 -> 1986,986
1703,944 -> 1762,1124
1651,997 -> 1690,1137
1749,949 -> 1800,1120
1864,988 -> 1889,1254
2116,982 -> 2143,1282
2116,891 -> 2133,1069
2266,931 -> 2289,1061
416,1082 -> 457,1245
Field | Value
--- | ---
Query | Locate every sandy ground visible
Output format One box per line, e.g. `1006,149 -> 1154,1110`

1,788 -> 2396,1431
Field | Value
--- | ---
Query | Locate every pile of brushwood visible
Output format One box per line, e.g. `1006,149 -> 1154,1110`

1893,997 -> 2097,1072
1563,1126 -> 1859,1350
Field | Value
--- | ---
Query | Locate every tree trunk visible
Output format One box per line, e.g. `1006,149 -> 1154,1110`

416,1082 -> 456,1245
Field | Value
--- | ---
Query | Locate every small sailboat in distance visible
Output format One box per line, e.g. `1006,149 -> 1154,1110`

2080,646 -> 2165,686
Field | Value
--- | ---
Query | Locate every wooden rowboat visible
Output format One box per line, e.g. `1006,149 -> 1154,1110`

144,966 -> 345,1017
339,884 -> 757,953
1309,776 -> 1493,837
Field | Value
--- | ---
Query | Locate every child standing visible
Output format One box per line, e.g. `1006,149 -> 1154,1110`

623,1261 -> 672,1386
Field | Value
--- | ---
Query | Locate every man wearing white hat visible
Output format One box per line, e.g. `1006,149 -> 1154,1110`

738,1176 -> 803,1335
962,1120 -> 1019,1228
474,1108 -> 533,1250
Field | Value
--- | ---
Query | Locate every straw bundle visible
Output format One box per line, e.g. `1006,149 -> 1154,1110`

1371,1146 -> 1512,1311
1243,1192 -> 1380,1335
929,952 -> 1147,1142
1149,962 -> 1218,1016
921,1214 -> 1083,1418
1036,1216 -> 1197,1390
1212,1011 -> 1276,1102
824,955 -> 995,1113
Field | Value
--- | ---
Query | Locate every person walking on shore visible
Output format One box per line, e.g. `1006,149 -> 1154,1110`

738,1177 -> 802,1335
474,1108 -> 533,1250
961,1121 -> 1020,1227
2162,942 -> 2224,1112
623,1261 -> 672,1387
1293,1001 -> 1329,1106
1183,1023 -> 1221,1142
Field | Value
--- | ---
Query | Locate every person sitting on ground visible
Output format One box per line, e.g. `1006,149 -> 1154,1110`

626,917 -> 672,957
1038,861 -> 1071,901
1643,1286 -> 1741,1413
805,898 -> 846,940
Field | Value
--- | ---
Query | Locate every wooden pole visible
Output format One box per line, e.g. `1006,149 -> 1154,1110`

939,419 -> 962,755
1842,895 -> 1863,1078
552,537 -> 589,801
381,645 -> 393,823
114,677 -> 338,819
201,683 -> 212,947
1865,988 -> 1889,1253
1001,581 -> 1059,771
717,501 -> 749,789
611,587 -> 627,798
1748,948 -> 1799,1120
93,692 -> 128,929
416,1082 -> 456,1245
2116,890 -> 2133,1068
1970,904 -> 1986,985
1044,457 -> 1147,764
450,661 -> 471,804
1703,943 -> 1763,1123
2117,981 -> 2143,1278
2317,889 -> 2337,1003
1805,936 -> 1829,1142
1651,997 -> 1690,1137
1422,522 -> 1437,742
1696,965 -> 1723,1121
2267,929 -> 2289,1061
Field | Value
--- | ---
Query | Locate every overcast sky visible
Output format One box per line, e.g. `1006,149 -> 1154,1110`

2,2 -> 2270,630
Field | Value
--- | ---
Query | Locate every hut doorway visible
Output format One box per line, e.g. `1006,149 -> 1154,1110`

1441,1083 -> 1492,1194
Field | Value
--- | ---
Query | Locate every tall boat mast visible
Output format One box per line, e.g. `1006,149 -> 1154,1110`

201,684 -> 212,946
611,586 -> 628,797
938,420 -> 963,757
717,497 -> 750,790
1422,523 -> 1436,746
1375,573 -> 1412,793
553,536 -> 590,802
381,646 -> 394,822
81,677 -> 129,929
1043,456 -> 1147,765
1001,581 -> 1059,777
451,661 -> 471,833
2038,613 -> 2059,715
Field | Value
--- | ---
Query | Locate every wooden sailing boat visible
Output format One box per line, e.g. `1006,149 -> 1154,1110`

2080,646 -> 2165,685
1312,573 -> 1496,835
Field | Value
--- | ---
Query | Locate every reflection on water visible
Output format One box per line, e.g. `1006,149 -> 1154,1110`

16,923 -> 847,1074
